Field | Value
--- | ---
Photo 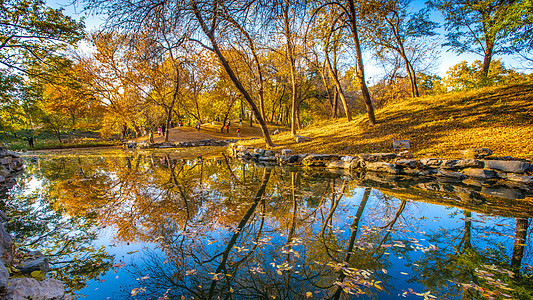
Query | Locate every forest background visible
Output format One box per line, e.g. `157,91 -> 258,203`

1,0 -> 532,152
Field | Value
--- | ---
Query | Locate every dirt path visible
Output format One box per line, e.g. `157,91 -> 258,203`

133,121 -> 277,143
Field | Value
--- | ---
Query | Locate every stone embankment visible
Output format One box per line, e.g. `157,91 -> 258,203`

0,147 -> 71,300
227,144 -> 533,202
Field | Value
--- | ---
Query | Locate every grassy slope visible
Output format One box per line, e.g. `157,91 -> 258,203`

243,83 -> 533,160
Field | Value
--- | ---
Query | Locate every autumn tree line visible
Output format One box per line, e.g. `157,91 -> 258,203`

1,0 -> 532,145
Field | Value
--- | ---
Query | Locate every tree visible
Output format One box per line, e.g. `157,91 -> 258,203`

81,0 -> 276,146
0,0 -> 84,72
428,0 -> 532,79
360,0 -> 439,97
313,0 -> 377,125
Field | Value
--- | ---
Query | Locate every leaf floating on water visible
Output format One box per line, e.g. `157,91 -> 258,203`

137,275 -> 150,281
382,268 -> 387,274
127,250 -> 139,255
131,288 -> 139,296
400,272 -> 409,275
185,269 -> 197,276
306,291 -> 313,298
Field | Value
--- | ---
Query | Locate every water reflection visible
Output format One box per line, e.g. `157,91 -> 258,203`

5,150 -> 533,299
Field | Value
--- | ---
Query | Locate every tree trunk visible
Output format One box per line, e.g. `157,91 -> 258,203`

332,187 -> 371,299
481,40 -> 494,81
192,3 -> 274,147
347,0 -> 376,125
282,0 -> 299,136
511,218 -> 529,275
324,21 -> 351,121
325,51 -> 350,120
385,16 -> 420,97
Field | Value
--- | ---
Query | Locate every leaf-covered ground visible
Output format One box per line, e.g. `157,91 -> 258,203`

243,83 -> 533,160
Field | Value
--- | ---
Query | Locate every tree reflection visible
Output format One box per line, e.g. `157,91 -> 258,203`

10,151 -> 532,298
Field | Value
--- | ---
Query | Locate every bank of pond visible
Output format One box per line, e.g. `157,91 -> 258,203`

1,148 -> 532,299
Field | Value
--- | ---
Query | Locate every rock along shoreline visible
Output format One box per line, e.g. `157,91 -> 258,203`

0,147 -> 71,300
227,144 -> 533,200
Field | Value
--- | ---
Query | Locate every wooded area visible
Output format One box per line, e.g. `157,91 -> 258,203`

1,0 -> 532,146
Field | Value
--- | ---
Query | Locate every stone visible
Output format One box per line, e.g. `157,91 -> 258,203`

288,155 -> 301,164
403,168 -> 425,176
440,160 -> 459,169
456,192 -> 485,205
0,176 -> 4,184
480,187 -> 525,200
0,262 -> 8,294
461,148 -> 493,159
281,149 -> 293,155
18,255 -> 49,274
349,158 -> 365,169
326,161 -> 351,169
6,278 -> 69,300
454,159 -> 484,169
341,156 -> 355,162
483,160 -> 530,173
394,159 -> 418,168
264,150 -> 274,157
436,170 -> 466,179
358,153 -> 396,162
365,162 -> 399,174
258,156 -> 277,163
295,135 -> 311,143
302,154 -> 340,167
462,168 -> 497,179
504,173 -> 533,184
393,140 -> 411,150
420,158 -> 442,168
397,150 -> 413,159
0,223 -> 14,264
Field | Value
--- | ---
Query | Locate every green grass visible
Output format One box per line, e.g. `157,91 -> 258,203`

5,139 -> 120,151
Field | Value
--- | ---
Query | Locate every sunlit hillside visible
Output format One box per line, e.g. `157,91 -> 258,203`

243,83 -> 533,160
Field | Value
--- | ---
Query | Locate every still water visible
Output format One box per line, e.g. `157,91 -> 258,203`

2,149 -> 533,299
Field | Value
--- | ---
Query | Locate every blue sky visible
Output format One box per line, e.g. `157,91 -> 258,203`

49,0 -> 529,80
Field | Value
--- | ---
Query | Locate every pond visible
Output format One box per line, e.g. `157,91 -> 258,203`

2,148 -> 533,299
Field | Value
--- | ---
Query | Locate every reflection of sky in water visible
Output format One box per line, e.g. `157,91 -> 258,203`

8,150 -> 533,299
78,226 -> 162,299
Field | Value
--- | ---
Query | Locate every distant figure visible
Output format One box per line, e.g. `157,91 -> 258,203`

179,120 -> 183,127
237,128 -> 240,137
225,121 -> 230,133
188,118 -> 191,126
27,136 -> 34,148
162,124 -> 166,136
195,122 -> 201,133
149,130 -> 154,144
239,119 -> 242,127
157,127 -> 162,136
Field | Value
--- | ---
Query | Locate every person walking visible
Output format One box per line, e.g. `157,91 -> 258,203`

162,124 -> 166,136
237,128 -> 240,137
226,121 -> 230,133
149,130 -> 154,144
195,122 -> 201,133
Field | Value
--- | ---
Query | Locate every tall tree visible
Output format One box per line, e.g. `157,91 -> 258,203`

361,0 -> 439,97
314,0 -> 377,125
429,0 -> 532,79
81,0 -> 276,146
